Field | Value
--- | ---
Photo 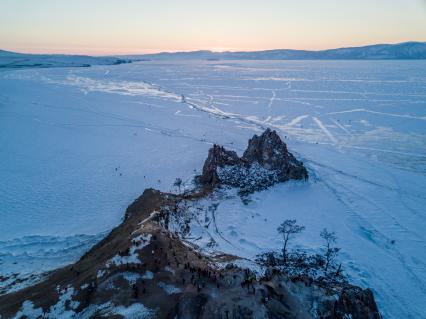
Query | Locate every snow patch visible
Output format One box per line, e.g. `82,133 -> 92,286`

12,301 -> 43,319
142,271 -> 154,280
51,75 -> 181,101
14,286 -> 80,318
121,272 -> 142,284
46,286 -> 79,318
217,162 -> 279,191
77,301 -> 155,319
164,266 -> 175,274
105,234 -> 152,268
107,303 -> 155,319
97,269 -> 106,279
157,282 -> 182,295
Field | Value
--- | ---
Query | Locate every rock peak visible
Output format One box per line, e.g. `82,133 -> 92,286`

243,128 -> 289,167
198,145 -> 240,186
198,129 -> 308,193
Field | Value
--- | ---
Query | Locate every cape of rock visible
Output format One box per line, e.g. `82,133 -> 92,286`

198,129 -> 308,193
0,189 -> 381,319
0,132 -> 381,319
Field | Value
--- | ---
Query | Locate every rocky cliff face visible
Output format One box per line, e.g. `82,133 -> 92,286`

198,129 -> 308,193
198,145 -> 241,187
333,288 -> 380,319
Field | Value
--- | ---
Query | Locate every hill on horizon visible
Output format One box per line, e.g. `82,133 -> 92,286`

128,41 -> 426,60
2,42 -> 426,64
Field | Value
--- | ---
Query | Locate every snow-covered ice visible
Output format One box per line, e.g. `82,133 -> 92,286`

1,60 -> 426,318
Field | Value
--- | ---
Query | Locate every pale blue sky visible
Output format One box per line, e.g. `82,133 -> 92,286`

1,0 -> 426,55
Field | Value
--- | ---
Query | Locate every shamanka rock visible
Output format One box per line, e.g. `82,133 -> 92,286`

198,128 -> 308,193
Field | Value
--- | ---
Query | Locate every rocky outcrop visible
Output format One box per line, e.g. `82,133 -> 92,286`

198,129 -> 308,193
242,128 -> 308,181
333,287 -> 381,319
0,189 -> 381,319
198,145 -> 241,187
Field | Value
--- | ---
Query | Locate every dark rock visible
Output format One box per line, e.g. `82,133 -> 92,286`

198,145 -> 241,187
173,293 -> 208,319
265,298 -> 293,318
333,288 -> 381,319
198,129 -> 308,193
243,128 -> 308,181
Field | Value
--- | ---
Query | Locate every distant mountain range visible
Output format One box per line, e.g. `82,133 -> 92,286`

129,42 -> 426,60
1,42 -> 425,69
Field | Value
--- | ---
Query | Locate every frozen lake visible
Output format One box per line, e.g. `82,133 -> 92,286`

1,60 -> 426,318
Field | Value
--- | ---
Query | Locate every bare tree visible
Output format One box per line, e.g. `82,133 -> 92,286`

173,178 -> 183,193
277,219 -> 305,265
320,228 -> 340,274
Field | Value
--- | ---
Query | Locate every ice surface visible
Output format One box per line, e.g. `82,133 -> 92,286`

1,60 -> 426,318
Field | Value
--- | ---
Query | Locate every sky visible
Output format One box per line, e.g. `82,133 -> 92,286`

1,0 -> 426,55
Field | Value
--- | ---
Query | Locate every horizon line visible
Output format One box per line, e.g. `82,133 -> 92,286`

2,40 -> 426,57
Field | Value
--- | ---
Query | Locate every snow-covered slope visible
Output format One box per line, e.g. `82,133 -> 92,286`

0,50 -> 130,69
0,60 -> 425,318
132,42 -> 426,60
318,41 -> 426,59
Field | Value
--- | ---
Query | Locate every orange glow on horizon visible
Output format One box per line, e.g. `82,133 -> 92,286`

2,0 -> 426,56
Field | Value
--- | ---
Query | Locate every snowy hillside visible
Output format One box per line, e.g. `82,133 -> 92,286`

0,50 -> 130,69
0,59 -> 425,318
133,42 -> 426,60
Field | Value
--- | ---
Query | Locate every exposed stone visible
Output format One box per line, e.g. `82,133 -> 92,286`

332,287 -> 381,319
198,129 -> 308,193
173,293 -> 208,319
243,128 -> 308,181
198,145 -> 240,187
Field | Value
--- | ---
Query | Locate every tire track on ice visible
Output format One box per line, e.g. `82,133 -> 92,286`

26,100 -> 234,149
327,108 -> 426,121
329,118 -> 353,136
284,115 -> 309,127
312,117 -> 338,144
318,177 -> 424,319
267,90 -> 276,109
315,161 -> 426,312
